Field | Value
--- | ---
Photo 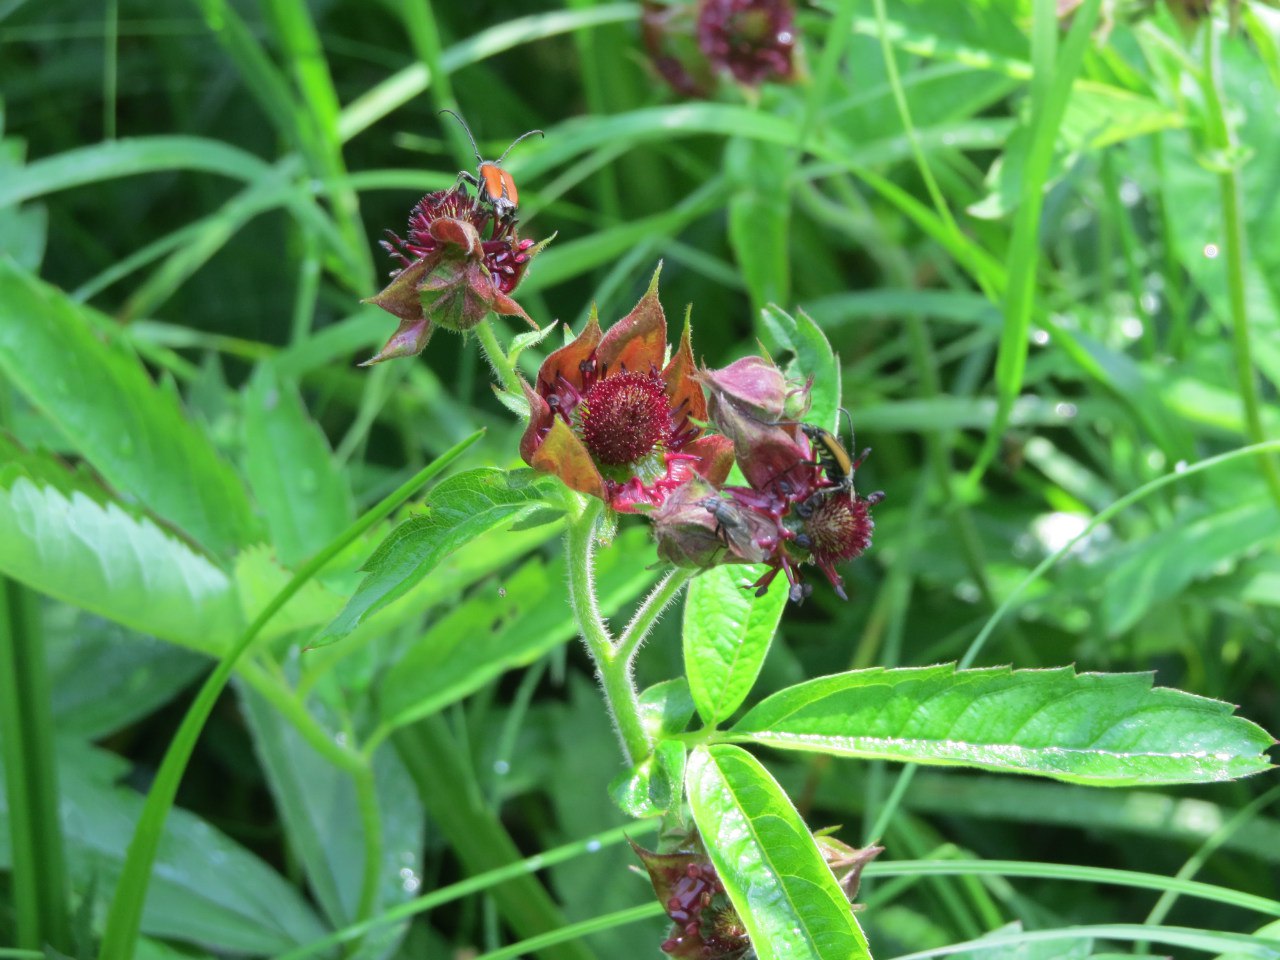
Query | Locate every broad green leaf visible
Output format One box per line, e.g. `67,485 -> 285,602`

378,526 -> 656,732
0,260 -> 258,556
638,678 -> 698,740
242,363 -> 353,569
0,742 -> 327,954
48,614 -> 207,739
314,467 -> 562,647
0,468 -> 241,654
760,304 -> 840,433
686,744 -> 871,960
238,683 -> 421,960
609,739 -> 686,819
730,665 -> 1275,786
683,564 -> 787,727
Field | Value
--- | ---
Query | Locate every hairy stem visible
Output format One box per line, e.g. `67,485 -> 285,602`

616,567 -> 692,668
475,316 -> 522,395
564,498 -> 651,764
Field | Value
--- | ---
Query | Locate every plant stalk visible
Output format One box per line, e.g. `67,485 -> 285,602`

1200,17 -> 1280,509
564,497 -> 651,764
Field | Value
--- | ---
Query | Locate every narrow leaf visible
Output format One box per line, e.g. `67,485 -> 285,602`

314,467 -> 562,647
0,261 -> 258,556
731,665 -> 1276,786
683,564 -> 787,727
686,744 -> 871,960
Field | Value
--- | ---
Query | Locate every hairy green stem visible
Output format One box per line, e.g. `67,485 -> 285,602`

1201,17 -> 1280,509
474,316 -> 522,395
99,431 -> 483,960
564,498 -> 651,764
616,567 -> 692,668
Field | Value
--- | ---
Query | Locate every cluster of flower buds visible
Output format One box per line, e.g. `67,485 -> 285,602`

363,188 -> 549,365
642,0 -> 798,96
630,833 -> 881,958
520,272 -> 881,603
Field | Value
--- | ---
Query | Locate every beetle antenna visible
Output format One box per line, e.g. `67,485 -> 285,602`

438,109 -> 483,164
494,129 -> 545,165
836,406 -> 855,445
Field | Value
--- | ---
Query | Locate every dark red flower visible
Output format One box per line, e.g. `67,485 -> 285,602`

697,0 -> 797,87
629,839 -> 750,960
652,477 -> 777,569
362,189 -> 547,365
642,0 -> 715,97
699,357 -> 881,602
519,268 -> 734,512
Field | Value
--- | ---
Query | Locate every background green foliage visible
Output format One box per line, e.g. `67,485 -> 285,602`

1,0 -> 1278,958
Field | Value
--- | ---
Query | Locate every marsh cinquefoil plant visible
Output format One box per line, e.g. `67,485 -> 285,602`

2,3 -> 1280,960
349,182 -> 1276,958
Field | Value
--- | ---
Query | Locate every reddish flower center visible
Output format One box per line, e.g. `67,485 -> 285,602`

581,371 -> 671,466
805,492 -> 874,563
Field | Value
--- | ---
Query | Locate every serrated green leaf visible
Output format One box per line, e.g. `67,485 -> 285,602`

730,665 -> 1276,786
760,304 -> 840,433
242,363 -> 353,569
233,545 -> 346,642
0,469 -> 241,654
686,744 -> 871,960
0,260 -> 258,556
683,564 -> 787,727
378,526 -> 656,732
314,467 -> 561,647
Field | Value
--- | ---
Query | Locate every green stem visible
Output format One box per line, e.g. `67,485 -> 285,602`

474,316 -> 522,395
1201,17 -> 1280,510
564,498 -> 651,764
616,567 -> 692,668
0,386 -> 71,954
0,579 -> 72,953
239,659 -> 361,772
99,431 -> 484,960
351,762 -> 383,949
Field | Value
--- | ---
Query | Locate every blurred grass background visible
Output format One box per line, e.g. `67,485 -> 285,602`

1,0 -> 1279,957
